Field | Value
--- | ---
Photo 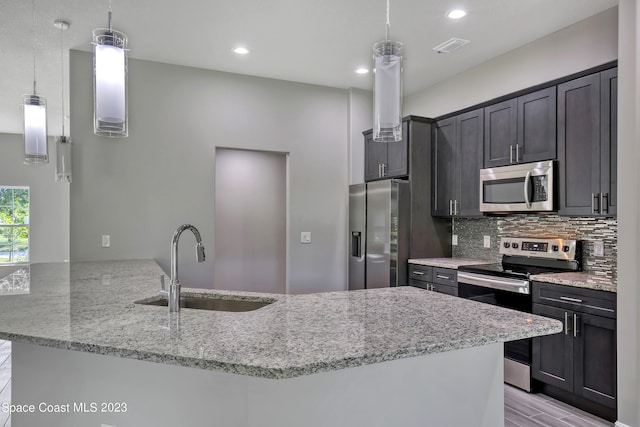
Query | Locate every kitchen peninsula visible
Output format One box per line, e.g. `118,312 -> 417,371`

0,260 -> 562,427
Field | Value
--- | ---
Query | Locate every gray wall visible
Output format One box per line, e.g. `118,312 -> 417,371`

69,51 -> 349,293
0,133 -> 69,264
214,148 -> 286,294
616,1 -> 639,425
348,88 -> 372,185
403,7 -> 618,118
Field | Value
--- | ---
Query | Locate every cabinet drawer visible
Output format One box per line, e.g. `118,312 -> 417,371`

433,283 -> 458,296
433,267 -> 457,286
532,281 -> 616,319
408,265 -> 433,282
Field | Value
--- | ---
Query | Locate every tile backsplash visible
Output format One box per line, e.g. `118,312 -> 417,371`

452,215 -> 617,280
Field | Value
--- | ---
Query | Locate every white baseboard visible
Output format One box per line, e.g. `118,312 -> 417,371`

615,422 -> 632,427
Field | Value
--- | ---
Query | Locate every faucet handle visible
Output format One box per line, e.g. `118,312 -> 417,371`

196,243 -> 206,262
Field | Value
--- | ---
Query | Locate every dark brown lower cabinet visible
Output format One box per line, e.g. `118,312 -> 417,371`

532,282 -> 616,421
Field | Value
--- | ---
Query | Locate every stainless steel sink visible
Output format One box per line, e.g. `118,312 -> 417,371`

136,296 -> 273,312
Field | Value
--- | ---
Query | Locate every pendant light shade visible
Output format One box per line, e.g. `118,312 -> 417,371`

23,94 -> 48,164
373,41 -> 403,142
55,136 -> 72,182
92,6 -> 128,138
372,0 -> 403,143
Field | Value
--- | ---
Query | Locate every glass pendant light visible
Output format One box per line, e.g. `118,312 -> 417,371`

23,0 -> 48,164
92,0 -> 128,137
55,19 -> 72,183
372,0 -> 403,143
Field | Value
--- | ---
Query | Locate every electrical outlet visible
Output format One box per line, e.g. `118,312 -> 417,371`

452,235 -> 458,246
101,235 -> 111,248
483,235 -> 491,248
301,232 -> 312,244
594,241 -> 605,257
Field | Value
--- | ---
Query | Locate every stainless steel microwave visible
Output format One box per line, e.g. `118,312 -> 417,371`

480,160 -> 555,213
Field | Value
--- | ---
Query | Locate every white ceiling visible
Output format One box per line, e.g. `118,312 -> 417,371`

0,0 -> 618,135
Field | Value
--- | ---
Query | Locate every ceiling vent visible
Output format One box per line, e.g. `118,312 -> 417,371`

433,38 -> 470,54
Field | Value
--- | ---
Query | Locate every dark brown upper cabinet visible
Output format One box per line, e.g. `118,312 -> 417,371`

432,109 -> 484,217
484,87 -> 556,168
557,68 -> 617,216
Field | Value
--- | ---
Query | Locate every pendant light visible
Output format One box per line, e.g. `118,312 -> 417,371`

92,0 -> 128,137
23,0 -> 48,164
54,19 -> 72,183
372,0 -> 403,143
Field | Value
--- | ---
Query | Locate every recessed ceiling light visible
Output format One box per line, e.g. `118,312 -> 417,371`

447,9 -> 467,19
233,47 -> 249,55
355,67 -> 369,74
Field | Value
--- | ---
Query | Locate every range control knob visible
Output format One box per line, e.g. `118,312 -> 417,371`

503,242 -> 511,248
563,245 -> 570,252
512,243 -> 519,249
552,245 -> 560,252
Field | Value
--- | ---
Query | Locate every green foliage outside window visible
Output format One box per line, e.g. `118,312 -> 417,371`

0,187 -> 29,263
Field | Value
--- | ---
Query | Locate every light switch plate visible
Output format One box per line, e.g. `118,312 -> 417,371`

452,235 -> 458,246
483,235 -> 491,248
101,235 -> 111,248
594,241 -> 605,257
301,231 -> 312,244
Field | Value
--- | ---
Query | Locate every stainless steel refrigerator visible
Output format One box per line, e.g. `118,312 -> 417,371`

349,180 -> 410,290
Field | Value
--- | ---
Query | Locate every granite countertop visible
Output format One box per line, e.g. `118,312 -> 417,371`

408,258 -> 492,269
0,260 -> 562,379
530,271 -> 617,293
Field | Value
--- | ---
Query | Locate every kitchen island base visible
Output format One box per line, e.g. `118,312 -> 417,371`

11,341 -> 505,427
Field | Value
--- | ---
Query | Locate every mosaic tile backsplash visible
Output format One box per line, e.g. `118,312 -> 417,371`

452,215 -> 617,280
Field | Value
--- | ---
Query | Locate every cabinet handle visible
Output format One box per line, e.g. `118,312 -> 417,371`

449,200 -> 453,216
436,274 -> 450,280
381,163 -> 386,177
560,296 -> 583,303
378,164 -> 381,177
430,284 -> 434,291
601,193 -> 609,214
591,193 -> 597,215
516,144 -> 520,163
412,271 -> 424,276
454,200 -> 459,216
573,313 -> 579,338
510,145 -> 514,164
564,312 -> 569,335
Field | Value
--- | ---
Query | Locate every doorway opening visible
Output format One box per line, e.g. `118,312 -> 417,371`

214,148 -> 287,294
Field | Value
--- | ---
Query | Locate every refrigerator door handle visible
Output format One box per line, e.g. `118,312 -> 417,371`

351,232 -> 362,258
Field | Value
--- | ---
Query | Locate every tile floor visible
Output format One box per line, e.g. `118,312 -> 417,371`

0,340 -> 614,427
505,384 -> 613,427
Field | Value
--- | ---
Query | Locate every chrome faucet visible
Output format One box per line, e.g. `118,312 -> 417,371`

168,224 -> 206,312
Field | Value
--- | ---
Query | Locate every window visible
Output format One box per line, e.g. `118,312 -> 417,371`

0,187 -> 29,264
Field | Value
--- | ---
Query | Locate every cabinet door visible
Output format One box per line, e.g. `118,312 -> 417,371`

457,109 -> 484,216
432,117 -> 456,216
574,312 -> 617,408
385,122 -> 409,178
364,132 -> 386,181
484,98 -> 517,167
518,87 -> 557,163
600,68 -> 617,216
532,304 -> 574,392
432,283 -> 458,296
557,74 -> 601,215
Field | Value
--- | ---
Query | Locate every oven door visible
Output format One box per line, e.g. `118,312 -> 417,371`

480,160 -> 554,212
458,273 -> 533,391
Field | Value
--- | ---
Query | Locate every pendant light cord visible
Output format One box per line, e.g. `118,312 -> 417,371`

108,0 -> 112,31
60,22 -> 65,137
31,0 -> 37,95
385,0 -> 390,42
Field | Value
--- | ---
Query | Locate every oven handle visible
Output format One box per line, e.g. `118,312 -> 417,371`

458,271 -> 530,294
524,170 -> 532,209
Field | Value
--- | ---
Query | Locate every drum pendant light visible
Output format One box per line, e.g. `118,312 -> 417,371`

92,0 -> 128,137
372,0 -> 403,143
55,19 -> 72,183
23,0 -> 48,164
